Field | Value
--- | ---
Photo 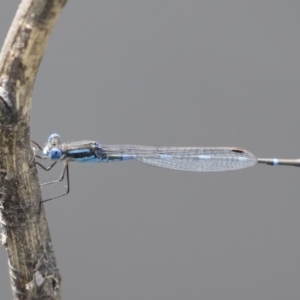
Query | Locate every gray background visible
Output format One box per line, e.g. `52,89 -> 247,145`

1,1 -> 300,299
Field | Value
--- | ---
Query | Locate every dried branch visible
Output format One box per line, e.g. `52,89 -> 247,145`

0,0 -> 67,299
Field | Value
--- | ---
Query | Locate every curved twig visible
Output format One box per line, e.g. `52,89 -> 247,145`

0,1 -> 67,299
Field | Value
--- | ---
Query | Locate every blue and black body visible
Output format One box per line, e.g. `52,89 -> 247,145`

33,133 -> 257,203
42,134 -> 134,163
33,133 -> 300,204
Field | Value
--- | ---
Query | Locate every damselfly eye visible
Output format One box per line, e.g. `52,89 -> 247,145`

49,148 -> 62,160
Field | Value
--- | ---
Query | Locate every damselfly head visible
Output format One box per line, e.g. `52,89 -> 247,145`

43,133 -> 61,156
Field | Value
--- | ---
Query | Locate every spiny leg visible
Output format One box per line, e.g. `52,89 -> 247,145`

31,140 -> 70,209
34,152 -> 70,204
31,140 -> 43,151
35,161 -> 58,172
32,140 -> 50,162
40,163 -> 70,203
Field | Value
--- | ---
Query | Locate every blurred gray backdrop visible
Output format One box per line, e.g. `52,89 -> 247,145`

1,1 -> 300,299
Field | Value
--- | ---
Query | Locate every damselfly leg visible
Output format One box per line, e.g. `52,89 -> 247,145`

40,163 -> 70,203
32,140 -> 70,203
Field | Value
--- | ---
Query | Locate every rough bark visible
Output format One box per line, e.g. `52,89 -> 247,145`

0,1 -> 67,299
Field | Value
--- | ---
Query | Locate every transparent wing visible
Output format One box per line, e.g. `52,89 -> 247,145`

101,145 -> 257,172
